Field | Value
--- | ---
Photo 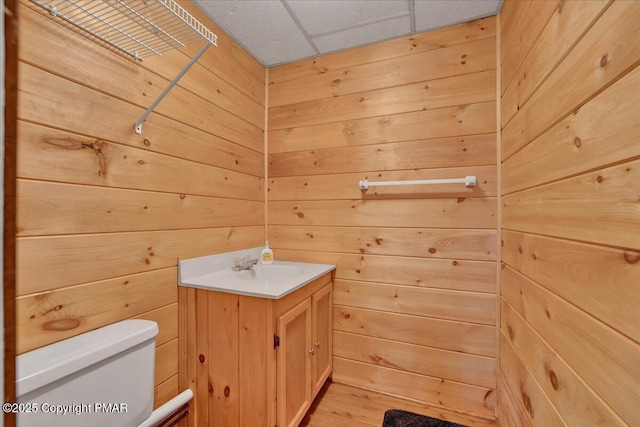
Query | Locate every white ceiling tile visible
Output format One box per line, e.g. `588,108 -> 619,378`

193,0 -> 316,65
313,15 -> 410,54
192,0 -> 503,66
286,0 -> 409,36
414,0 -> 502,32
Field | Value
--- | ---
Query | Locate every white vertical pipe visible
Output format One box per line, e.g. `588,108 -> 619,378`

137,389 -> 193,427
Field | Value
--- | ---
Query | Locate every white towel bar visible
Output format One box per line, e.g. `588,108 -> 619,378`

359,176 -> 476,190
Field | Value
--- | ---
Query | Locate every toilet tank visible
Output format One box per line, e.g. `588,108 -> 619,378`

16,319 -> 158,427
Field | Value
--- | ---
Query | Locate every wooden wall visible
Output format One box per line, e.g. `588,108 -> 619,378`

15,0 -> 265,408
498,1 -> 640,426
268,17 -> 498,420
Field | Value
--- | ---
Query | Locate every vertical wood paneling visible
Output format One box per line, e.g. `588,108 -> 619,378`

207,292 -> 239,427
16,1 -> 265,412
498,1 -> 640,426
239,297 -> 270,427
268,18 -> 498,418
183,288 -> 197,427
195,290 -> 209,427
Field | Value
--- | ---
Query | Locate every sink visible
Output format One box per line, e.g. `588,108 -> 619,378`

193,264 -> 306,285
178,248 -> 335,299
230,264 -> 306,282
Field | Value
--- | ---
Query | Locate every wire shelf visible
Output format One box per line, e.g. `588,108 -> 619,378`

30,0 -> 217,61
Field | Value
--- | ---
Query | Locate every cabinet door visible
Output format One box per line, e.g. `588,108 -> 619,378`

311,283 -> 333,396
277,298 -> 312,427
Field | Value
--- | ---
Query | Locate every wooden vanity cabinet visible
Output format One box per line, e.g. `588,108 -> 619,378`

277,282 -> 333,427
184,272 -> 333,427
277,298 -> 312,427
311,283 -> 333,395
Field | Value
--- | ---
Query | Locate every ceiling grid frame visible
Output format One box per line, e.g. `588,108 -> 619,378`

281,0 -> 321,55
193,0 -> 503,66
409,0 -> 416,33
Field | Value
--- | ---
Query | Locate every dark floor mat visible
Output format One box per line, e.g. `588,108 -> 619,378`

382,409 -> 468,427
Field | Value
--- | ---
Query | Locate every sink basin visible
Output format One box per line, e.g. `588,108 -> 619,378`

229,265 -> 306,282
178,248 -> 335,299
194,264 -> 306,286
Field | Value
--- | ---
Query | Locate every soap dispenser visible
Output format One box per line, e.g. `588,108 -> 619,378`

261,241 -> 274,264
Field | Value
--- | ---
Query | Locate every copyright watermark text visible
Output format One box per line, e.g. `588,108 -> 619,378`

3,402 -> 128,415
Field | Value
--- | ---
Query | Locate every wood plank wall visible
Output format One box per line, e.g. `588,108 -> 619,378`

498,1 -> 640,426
15,0 -> 265,409
268,17 -> 498,420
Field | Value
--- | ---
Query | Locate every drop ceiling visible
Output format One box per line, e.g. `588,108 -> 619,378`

193,0 -> 503,67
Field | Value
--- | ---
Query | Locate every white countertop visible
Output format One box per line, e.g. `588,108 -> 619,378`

178,248 -> 335,299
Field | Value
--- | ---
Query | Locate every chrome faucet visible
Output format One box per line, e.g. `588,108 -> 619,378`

232,255 -> 259,271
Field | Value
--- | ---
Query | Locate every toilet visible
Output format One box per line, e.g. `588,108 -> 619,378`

16,319 -> 158,427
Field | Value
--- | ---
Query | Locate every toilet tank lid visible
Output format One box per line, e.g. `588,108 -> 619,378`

16,320 -> 159,397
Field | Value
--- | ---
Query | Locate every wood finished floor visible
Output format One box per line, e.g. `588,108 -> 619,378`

301,382 -> 496,427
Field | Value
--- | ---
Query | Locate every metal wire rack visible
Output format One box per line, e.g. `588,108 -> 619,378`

30,0 -> 217,61
29,0 -> 219,134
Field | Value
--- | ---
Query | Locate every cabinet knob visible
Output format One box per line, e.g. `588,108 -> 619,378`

308,348 -> 315,355
315,341 -> 321,348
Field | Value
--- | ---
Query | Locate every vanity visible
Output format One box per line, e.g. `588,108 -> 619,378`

179,249 -> 336,427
